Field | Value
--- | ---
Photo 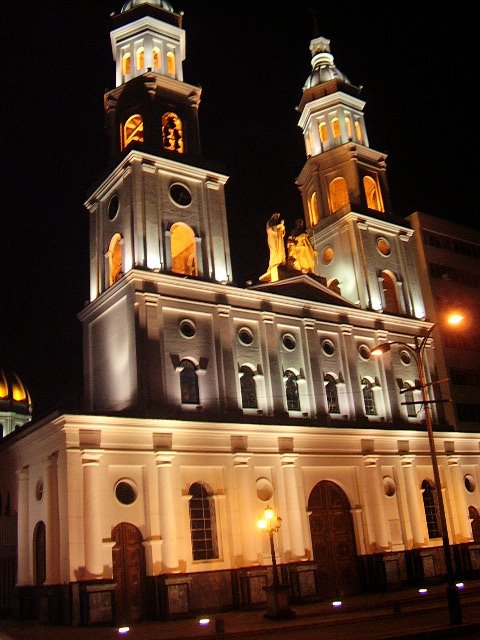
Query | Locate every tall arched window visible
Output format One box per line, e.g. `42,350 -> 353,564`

34,521 -> 46,586
325,374 -> 340,414
362,378 -> 377,416
345,115 -> 352,139
239,365 -> 257,409
189,482 -> 218,560
180,359 -> 199,405
328,177 -> 349,213
381,271 -> 400,314
122,114 -> 144,150
122,52 -> 131,77
354,120 -> 363,143
403,382 -> 417,418
469,506 -> 480,542
108,234 -> 123,286
167,50 -> 176,76
136,47 -> 145,70
363,175 -> 384,212
422,479 -> 441,538
331,117 -> 340,138
162,112 -> 183,153
153,47 -> 161,71
171,223 -> 197,276
285,370 -> 300,411
308,192 -> 319,227
318,121 -> 328,144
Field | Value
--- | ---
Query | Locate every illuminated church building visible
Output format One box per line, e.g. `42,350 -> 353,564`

2,0 -> 480,626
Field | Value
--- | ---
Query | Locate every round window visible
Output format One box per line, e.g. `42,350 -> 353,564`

169,183 -> 192,207
108,194 -> 119,220
36,479 -> 44,501
256,477 -> 273,502
377,237 -> 391,256
238,327 -> 253,346
400,350 -> 411,365
179,319 -> 196,338
115,480 -> 137,505
322,246 -> 334,264
282,334 -> 296,351
322,339 -> 335,356
465,475 -> 476,493
383,476 -> 396,497
358,345 -> 370,361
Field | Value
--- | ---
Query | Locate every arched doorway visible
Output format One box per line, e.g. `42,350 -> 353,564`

308,480 -> 361,598
112,523 -> 147,623
33,521 -> 46,586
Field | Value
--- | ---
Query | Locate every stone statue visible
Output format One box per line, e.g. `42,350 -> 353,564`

287,218 -> 317,274
266,212 -> 286,271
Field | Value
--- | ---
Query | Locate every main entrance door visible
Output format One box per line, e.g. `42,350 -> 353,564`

112,523 -> 147,623
308,480 -> 361,599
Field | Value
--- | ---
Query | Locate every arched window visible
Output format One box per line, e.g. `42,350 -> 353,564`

162,112 -> 183,153
308,192 -> 319,227
362,378 -> 377,416
469,506 -> 480,543
189,482 -> 218,560
153,47 -> 161,71
122,113 -> 144,150
403,382 -> 417,418
122,52 -> 131,77
331,117 -> 340,138
328,177 -> 349,213
239,365 -> 257,409
381,271 -> 400,314
167,50 -> 176,76
345,115 -> 352,138
422,479 -> 441,538
325,374 -> 340,414
180,359 -> 199,405
285,370 -> 300,411
170,223 -> 197,276
318,121 -> 328,144
34,521 -> 46,586
108,234 -> 123,286
136,47 -> 145,70
363,175 -> 384,212
354,119 -> 363,143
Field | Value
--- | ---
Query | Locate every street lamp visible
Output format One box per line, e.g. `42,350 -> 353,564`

257,505 -> 295,620
372,314 -> 464,625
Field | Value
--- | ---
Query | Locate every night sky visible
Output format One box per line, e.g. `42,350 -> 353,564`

1,1 -> 477,420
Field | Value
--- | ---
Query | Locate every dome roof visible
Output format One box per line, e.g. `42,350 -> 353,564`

303,36 -> 351,90
0,369 -> 32,416
121,0 -> 175,12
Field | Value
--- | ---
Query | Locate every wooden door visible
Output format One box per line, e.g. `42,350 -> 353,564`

308,480 -> 361,598
112,523 -> 146,623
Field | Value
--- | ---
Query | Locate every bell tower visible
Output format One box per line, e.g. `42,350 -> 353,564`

296,36 -> 424,320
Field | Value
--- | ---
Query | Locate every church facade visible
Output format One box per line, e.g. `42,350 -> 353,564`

1,0 -> 480,626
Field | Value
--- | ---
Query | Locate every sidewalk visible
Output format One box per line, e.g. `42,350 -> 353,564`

2,581 -> 480,640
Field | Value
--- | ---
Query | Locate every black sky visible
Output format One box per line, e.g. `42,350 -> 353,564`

1,1 -> 477,420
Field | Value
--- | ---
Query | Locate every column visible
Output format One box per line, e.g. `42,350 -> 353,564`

448,456 -> 471,541
233,454 -> 258,565
401,455 -> 425,546
82,451 -> 104,577
281,455 -> 306,558
155,452 -> 179,571
363,456 -> 390,550
17,467 -> 30,585
44,453 -> 60,583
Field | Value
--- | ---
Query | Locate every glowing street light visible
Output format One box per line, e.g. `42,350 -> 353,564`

372,314 -> 464,625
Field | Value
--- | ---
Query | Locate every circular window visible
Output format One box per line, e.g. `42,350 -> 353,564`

358,345 -> 370,361
36,479 -> 44,501
400,350 -> 411,365
256,477 -> 273,502
377,237 -> 391,256
282,334 -> 296,351
465,475 -> 476,493
322,246 -> 334,264
179,319 -> 196,338
322,339 -> 335,356
115,480 -> 137,505
383,476 -> 396,497
169,183 -> 192,207
238,327 -> 253,346
108,194 -> 119,220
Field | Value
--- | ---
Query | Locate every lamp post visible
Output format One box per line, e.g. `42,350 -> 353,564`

257,505 -> 295,620
372,315 -> 464,625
